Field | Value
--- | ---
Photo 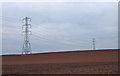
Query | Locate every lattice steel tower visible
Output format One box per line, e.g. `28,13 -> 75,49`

93,38 -> 96,50
22,17 -> 32,54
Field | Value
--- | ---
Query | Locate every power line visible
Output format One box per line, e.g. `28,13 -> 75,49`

3,23 -> 91,46
2,16 -> 94,51
32,32 -> 90,48
0,16 -> 21,20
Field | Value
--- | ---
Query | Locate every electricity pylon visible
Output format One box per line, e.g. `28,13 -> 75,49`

22,17 -> 32,54
93,38 -> 96,50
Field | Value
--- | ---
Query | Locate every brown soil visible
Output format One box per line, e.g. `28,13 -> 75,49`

2,49 -> 119,74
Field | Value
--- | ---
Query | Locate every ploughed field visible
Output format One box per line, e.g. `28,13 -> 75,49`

2,49 -> 118,74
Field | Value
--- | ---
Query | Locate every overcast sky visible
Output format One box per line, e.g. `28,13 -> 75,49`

2,2 -> 118,55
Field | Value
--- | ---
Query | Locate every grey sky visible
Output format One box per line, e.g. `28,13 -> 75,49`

2,2 -> 118,55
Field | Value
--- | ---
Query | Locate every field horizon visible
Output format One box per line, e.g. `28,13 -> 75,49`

2,49 -> 118,74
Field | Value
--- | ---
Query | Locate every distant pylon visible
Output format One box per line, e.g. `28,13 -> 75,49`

22,17 -> 32,54
93,38 -> 96,50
